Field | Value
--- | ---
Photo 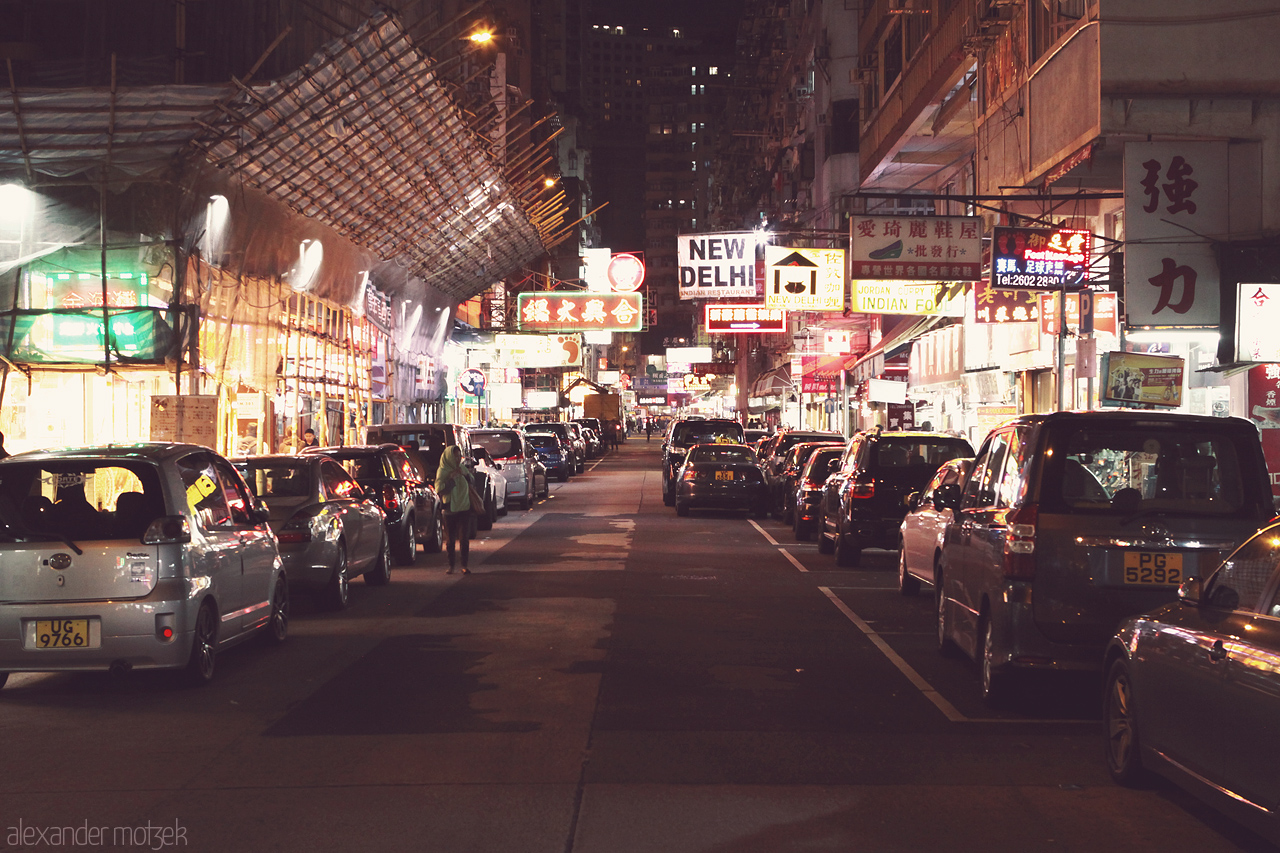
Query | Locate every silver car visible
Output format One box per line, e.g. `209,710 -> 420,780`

1103,521 -> 1280,845
472,429 -> 548,510
0,444 -> 288,687
235,455 -> 389,610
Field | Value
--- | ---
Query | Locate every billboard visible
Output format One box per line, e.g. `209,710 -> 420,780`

850,215 -> 982,281
1236,282 -> 1280,363
678,232 -> 757,300
851,281 -> 965,316
493,333 -> 582,368
991,226 -> 1091,290
704,303 -> 786,333
764,246 -> 845,311
1101,352 -> 1185,408
518,292 -> 643,332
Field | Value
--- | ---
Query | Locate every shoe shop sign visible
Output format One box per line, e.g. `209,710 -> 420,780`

851,215 -> 982,281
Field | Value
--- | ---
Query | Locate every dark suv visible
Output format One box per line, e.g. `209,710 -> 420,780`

661,418 -> 745,506
819,428 -> 973,567
303,444 -> 442,564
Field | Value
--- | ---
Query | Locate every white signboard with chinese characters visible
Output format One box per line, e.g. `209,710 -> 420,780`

1124,141 -> 1228,327
850,215 -> 982,281
678,232 -> 757,300
823,329 -> 852,354
494,333 -> 583,368
1236,283 -> 1280,363
764,246 -> 845,311
851,281 -> 965,316
150,395 -> 218,446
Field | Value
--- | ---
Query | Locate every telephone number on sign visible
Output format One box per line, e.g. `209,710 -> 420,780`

993,273 -> 1068,288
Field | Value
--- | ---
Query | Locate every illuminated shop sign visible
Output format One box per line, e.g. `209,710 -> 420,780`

494,333 -> 582,368
991,226 -> 1092,290
678,232 -> 757,299
851,280 -> 965,316
764,246 -> 845,311
518,292 -> 643,332
1101,352 -> 1185,408
704,303 -> 786,333
1237,283 -> 1280,363
851,215 -> 982,281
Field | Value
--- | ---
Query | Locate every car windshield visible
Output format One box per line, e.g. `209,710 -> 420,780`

0,460 -> 165,543
874,440 -> 971,469
241,463 -> 315,499
805,450 -> 842,484
688,445 -> 756,465
672,422 -> 743,445
1051,426 -> 1246,514
474,432 -> 521,458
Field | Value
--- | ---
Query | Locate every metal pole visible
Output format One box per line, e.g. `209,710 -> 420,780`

1056,281 -> 1068,411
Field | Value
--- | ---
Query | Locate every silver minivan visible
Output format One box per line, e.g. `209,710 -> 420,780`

933,411 -> 1275,705
0,444 -> 287,687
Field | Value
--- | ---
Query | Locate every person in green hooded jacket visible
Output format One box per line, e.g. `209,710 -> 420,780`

434,445 -> 473,573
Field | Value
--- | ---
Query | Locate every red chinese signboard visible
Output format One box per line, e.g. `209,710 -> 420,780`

850,215 -> 983,281
704,303 -> 786,333
1039,291 -> 1118,336
973,281 -> 1040,324
517,292 -> 643,332
1248,364 -> 1280,498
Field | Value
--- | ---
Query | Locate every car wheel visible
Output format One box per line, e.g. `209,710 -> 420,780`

558,470 -> 569,483
834,529 -> 861,567
675,500 -> 690,517
393,516 -> 417,565
183,601 -> 218,686
663,483 -> 675,507
265,575 -> 289,644
817,512 -> 834,554
498,496 -> 508,517
366,528 -> 392,586
326,543 -> 351,611
477,495 -> 495,530
793,513 -> 810,542
935,564 -> 961,658
782,498 -> 794,526
424,510 -> 443,553
979,613 -> 1015,707
1103,657 -> 1149,786
898,545 -> 921,596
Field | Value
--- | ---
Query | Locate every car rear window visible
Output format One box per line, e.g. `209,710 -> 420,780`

0,460 -> 165,542
1048,425 -> 1248,515
689,445 -> 756,464
873,439 -> 972,469
672,422 -> 744,445
474,432 -> 521,458
242,463 -> 315,498
804,449 -> 843,484
312,452 -> 391,481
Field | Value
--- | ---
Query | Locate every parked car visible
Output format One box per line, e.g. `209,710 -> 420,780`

524,423 -> 584,475
661,418 -> 745,506
564,422 -> 591,466
819,428 -> 973,567
365,423 -> 487,538
469,446 -> 507,529
772,440 -> 846,521
791,446 -> 844,542
673,444 -> 769,517
1102,521 -> 1280,845
744,428 -> 770,447
299,443 -> 442,564
573,418 -> 607,449
758,429 -> 843,488
474,428 -> 548,510
933,410 -> 1275,705
897,457 -> 973,596
525,432 -> 573,482
235,454 -> 389,609
580,426 -> 603,459
0,444 -> 287,687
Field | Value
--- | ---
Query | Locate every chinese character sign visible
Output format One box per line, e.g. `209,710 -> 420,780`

764,246 -> 845,311
703,303 -> 787,333
973,281 -> 1040,324
1236,282 -> 1280,363
1124,141 -> 1228,326
1247,364 -> 1280,498
991,226 -> 1091,289
678,232 -> 757,299
1039,291 -> 1118,336
517,292 -> 643,332
850,215 -> 982,281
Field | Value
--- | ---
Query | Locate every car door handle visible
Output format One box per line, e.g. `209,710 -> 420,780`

1208,639 -> 1227,662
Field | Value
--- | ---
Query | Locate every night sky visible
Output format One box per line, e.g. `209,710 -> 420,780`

590,0 -> 745,33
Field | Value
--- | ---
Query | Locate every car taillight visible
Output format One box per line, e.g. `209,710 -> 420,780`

850,476 -> 874,499
682,469 -> 699,481
381,484 -> 400,514
1003,503 -> 1038,580
142,516 -> 191,545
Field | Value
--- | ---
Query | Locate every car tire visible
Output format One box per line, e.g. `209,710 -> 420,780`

424,509 -> 443,553
558,470 -> 569,483
663,485 -> 675,507
898,545 -> 921,596
935,564 -> 962,658
793,514 -> 810,542
183,601 -> 218,686
834,529 -> 861,567
979,613 -> 1015,707
675,500 -> 690,517
0,672 -> 8,690
365,529 -> 392,586
265,575 -> 289,644
477,495 -> 495,530
393,516 -> 416,565
1103,657 -> 1149,786
782,498 -> 794,526
325,543 -> 351,611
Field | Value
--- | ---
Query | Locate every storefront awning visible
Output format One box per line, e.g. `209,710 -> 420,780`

750,363 -> 792,397
850,315 -> 950,382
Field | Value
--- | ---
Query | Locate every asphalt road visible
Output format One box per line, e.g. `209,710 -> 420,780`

2,439 -> 1274,852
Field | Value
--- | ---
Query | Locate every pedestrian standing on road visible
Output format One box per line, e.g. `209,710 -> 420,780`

435,445 -> 473,574
645,420 -> 653,442
300,428 -> 319,451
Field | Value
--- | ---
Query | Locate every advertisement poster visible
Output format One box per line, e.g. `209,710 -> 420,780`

1247,364 -> 1280,497
850,215 -> 982,281
1100,352 -> 1184,408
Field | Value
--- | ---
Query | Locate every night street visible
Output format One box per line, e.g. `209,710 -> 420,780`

1,440 -> 1272,853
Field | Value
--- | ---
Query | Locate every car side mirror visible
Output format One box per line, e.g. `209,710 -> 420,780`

1177,577 -> 1203,604
251,498 -> 271,524
828,458 -> 840,473
493,462 -> 503,470
933,483 -> 962,511
906,491 -> 921,509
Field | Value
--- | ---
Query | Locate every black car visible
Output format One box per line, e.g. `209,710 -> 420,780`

758,429 -> 844,488
791,445 -> 844,541
819,428 -> 973,567
772,439 -> 846,521
661,418 -> 745,506
673,444 -> 768,517
302,443 -> 443,564
525,432 -> 572,482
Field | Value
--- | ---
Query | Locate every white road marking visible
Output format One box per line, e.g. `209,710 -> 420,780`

777,547 -> 809,573
748,519 -> 778,545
